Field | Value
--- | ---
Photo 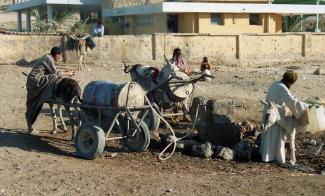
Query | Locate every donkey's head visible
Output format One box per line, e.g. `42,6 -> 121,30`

260,100 -> 280,131
56,78 -> 82,103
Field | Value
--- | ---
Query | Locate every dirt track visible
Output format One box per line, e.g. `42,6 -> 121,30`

0,63 -> 324,195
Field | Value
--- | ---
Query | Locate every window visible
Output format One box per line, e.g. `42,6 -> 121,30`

111,16 -> 124,24
90,12 -> 98,20
136,15 -> 154,27
211,13 -> 224,25
249,14 -> 261,25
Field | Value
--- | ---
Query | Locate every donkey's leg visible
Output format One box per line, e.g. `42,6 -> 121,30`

79,55 -> 84,70
315,132 -> 325,155
82,55 -> 86,69
76,46 -> 82,70
50,103 -> 58,134
289,130 -> 296,165
66,106 -> 75,141
58,104 -> 67,131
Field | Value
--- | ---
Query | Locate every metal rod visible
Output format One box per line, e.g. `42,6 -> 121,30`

106,136 -> 126,141
106,112 -> 121,139
125,108 -> 141,136
98,108 -> 101,127
316,0 -> 320,32
148,74 -> 175,93
139,108 -> 149,124
45,101 -> 151,111
162,113 -> 184,117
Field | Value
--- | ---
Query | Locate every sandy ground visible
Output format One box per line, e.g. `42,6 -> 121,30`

0,62 -> 325,195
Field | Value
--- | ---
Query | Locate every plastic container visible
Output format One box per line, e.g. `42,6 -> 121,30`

304,106 -> 325,133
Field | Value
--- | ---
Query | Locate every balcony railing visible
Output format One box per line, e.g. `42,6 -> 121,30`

12,0 -> 30,4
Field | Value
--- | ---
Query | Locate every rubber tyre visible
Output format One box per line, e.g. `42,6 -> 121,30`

125,120 -> 150,152
75,124 -> 105,159
141,104 -> 160,131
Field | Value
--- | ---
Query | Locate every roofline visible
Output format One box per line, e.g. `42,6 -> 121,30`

8,0 -> 101,12
102,2 -> 325,17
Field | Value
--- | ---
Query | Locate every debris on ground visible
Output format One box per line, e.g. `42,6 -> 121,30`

313,68 -> 321,75
215,146 -> 234,161
233,140 -> 261,162
191,142 -> 214,158
309,139 -> 317,146
286,65 -> 301,70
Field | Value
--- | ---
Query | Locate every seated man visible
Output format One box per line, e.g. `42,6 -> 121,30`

92,20 -> 105,37
25,47 -> 74,134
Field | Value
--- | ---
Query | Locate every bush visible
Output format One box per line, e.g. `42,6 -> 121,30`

30,8 -> 71,33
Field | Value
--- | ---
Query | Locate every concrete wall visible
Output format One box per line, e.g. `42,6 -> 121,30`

0,33 -> 324,67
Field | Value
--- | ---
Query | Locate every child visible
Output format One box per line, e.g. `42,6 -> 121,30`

200,57 -> 212,82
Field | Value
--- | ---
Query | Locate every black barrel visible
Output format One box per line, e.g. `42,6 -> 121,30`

86,36 -> 96,49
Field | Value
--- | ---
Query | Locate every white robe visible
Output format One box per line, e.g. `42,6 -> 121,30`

260,81 -> 307,164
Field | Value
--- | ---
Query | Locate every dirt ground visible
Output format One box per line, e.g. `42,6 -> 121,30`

0,62 -> 325,195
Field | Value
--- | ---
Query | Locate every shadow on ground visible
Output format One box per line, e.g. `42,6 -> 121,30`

0,128 -> 76,158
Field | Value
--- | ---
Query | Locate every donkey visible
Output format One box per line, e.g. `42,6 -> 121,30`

260,100 -> 307,165
76,38 -> 88,71
69,34 -> 89,71
123,63 -> 159,92
48,77 -> 82,140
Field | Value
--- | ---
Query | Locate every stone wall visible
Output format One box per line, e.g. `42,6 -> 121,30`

0,32 -> 325,67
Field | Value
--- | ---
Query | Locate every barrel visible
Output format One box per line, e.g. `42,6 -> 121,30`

83,81 -> 125,107
86,36 -> 96,49
83,80 -> 146,117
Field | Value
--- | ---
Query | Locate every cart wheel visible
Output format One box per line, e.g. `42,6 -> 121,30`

141,104 -> 160,131
125,120 -> 150,152
75,124 -> 105,159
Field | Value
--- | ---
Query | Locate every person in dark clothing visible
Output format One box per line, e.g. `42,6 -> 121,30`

26,47 -> 74,134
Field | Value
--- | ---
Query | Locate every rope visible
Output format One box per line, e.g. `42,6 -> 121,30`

144,95 -> 200,161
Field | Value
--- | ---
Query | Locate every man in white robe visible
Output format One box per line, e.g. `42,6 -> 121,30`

260,70 -> 308,164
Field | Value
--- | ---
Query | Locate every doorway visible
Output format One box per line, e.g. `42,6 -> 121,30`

167,14 -> 178,33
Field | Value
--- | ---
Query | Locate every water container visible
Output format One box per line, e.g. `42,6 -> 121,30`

83,81 -> 146,118
306,106 -> 325,133
83,81 -> 125,107
86,36 -> 96,49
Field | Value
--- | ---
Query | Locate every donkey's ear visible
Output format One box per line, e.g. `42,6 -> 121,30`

260,100 -> 268,106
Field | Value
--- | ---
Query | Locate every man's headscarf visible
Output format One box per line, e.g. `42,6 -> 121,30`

282,70 -> 298,87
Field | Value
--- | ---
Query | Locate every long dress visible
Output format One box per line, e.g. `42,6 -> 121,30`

25,55 -> 62,127
260,81 -> 307,164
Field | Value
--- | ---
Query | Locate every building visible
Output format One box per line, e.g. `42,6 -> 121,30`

102,0 -> 325,34
8,0 -> 102,32
7,0 -> 325,34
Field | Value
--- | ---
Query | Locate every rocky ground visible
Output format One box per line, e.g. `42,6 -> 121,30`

0,62 -> 324,195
